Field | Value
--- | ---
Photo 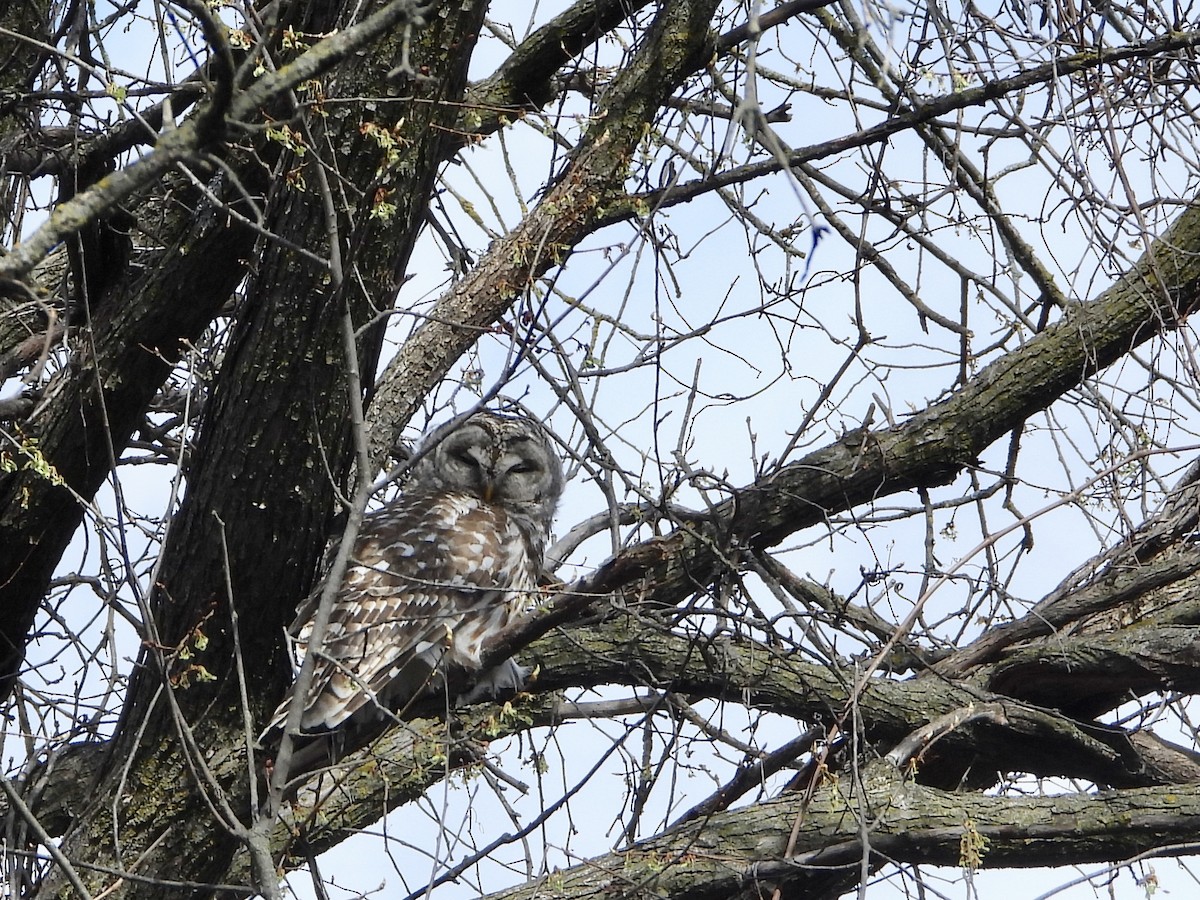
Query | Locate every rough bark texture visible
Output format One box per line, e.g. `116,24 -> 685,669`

16,195 -> 1200,893
0,168 -> 263,699
477,768 -> 1200,900
30,2 -> 491,895
4,4 -> 1200,900
364,0 -> 724,469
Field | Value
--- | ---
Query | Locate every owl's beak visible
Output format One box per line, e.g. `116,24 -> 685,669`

482,481 -> 495,503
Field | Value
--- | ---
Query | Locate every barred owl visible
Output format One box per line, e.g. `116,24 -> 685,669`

263,411 -> 563,741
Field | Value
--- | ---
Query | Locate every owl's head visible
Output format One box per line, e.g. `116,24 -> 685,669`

412,411 -> 564,529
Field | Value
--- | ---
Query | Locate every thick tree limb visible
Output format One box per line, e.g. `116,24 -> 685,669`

466,0 -> 657,132
477,763 -> 1200,900
364,0 -> 723,469
939,458 -> 1200,675
0,1 -> 438,709
0,0 -> 430,283
31,4 -> 494,898
237,617 -> 1200,868
0,170 -> 262,700
20,591 -> 1200,868
987,608 -> 1200,716
582,202 -> 1200,614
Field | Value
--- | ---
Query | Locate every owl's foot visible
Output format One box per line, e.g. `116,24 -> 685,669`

457,658 -> 531,705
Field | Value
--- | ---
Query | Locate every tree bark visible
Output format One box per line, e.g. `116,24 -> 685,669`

5,4 -> 1200,900
478,763 -> 1200,900
32,2 -> 491,895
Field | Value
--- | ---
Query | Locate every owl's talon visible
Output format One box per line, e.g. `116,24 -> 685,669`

457,658 -> 531,705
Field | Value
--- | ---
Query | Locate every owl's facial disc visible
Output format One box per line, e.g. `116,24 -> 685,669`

439,428 -> 539,502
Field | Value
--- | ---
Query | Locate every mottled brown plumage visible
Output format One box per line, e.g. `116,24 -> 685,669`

263,411 -> 562,740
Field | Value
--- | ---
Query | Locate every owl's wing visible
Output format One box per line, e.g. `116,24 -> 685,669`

263,493 -> 527,738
